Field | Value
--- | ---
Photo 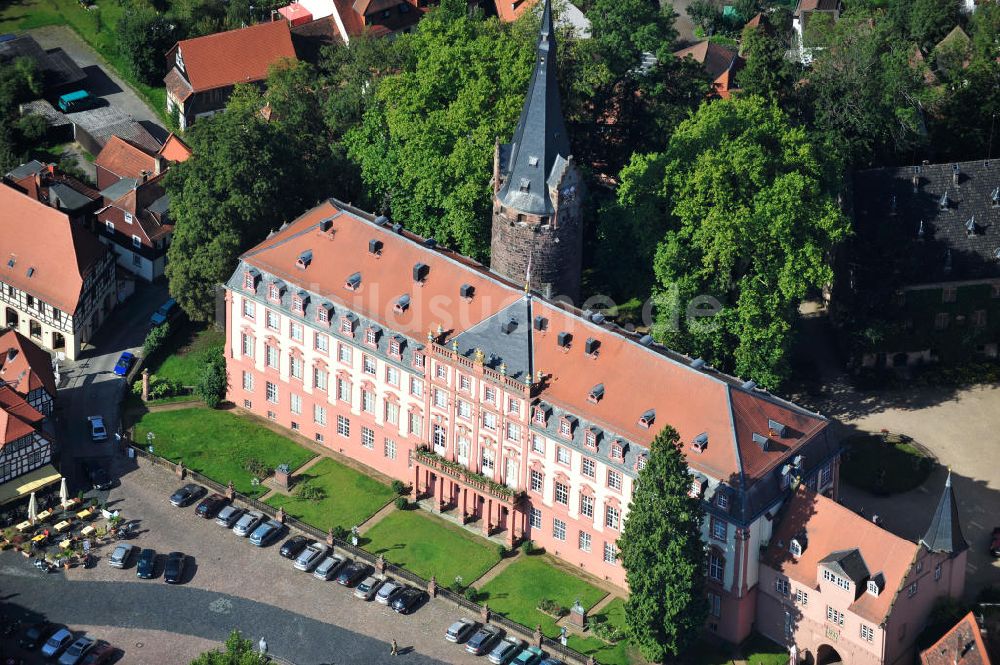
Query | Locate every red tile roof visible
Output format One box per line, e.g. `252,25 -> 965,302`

0,385 -> 43,446
239,200 -> 830,490
156,133 -> 192,164
94,136 -> 157,181
0,185 -> 110,314
921,612 -> 993,665
171,21 -> 298,92
0,330 -> 56,398
97,174 -> 172,245
495,0 -> 539,22
763,486 -> 918,624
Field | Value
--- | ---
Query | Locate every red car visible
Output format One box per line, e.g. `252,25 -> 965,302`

80,643 -> 117,665
990,527 -> 1000,558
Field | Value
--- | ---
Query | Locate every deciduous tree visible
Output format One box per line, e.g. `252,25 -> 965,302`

620,425 -> 707,662
116,1 -> 177,85
190,630 -> 267,665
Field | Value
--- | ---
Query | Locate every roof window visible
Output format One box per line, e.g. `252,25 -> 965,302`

588,383 -> 604,403
584,338 -> 599,356
753,432 -> 769,451
296,250 -> 312,269
519,178 -> 530,192
413,262 -> 429,283
557,332 -> 571,348
501,317 -> 518,335
639,409 -> 655,428
369,239 -> 383,255
460,284 -> 474,299
692,432 -> 708,453
345,272 -> 361,291
533,315 -> 547,331
394,294 -> 410,313
767,419 -> 787,438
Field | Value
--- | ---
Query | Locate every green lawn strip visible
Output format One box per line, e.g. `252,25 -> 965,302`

0,0 -> 167,122
840,434 -> 934,494
739,633 -> 788,665
566,598 -> 633,665
148,325 -> 225,386
134,407 -> 315,496
264,458 -> 395,533
478,554 -> 606,638
362,509 -> 501,585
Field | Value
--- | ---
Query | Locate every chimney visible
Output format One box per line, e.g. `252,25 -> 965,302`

952,164 -> 961,185
139,170 -> 149,184
154,155 -> 166,176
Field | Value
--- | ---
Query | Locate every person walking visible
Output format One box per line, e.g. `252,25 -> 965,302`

391,639 -> 398,656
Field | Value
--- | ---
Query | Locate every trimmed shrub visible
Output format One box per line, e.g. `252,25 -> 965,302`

294,483 -> 327,502
196,350 -> 228,408
394,496 -> 408,510
142,322 -> 172,358
520,539 -> 534,556
391,479 -> 406,495
537,599 -> 568,617
464,586 -> 479,602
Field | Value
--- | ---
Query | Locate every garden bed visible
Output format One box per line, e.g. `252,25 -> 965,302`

840,433 -> 935,495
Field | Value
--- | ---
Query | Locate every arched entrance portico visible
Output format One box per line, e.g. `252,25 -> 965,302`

816,644 -> 842,665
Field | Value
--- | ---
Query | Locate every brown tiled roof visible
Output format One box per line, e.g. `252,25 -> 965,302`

794,0 -> 840,15
157,133 -> 192,163
332,0 -> 423,38
238,200 -> 830,493
164,67 -> 193,103
495,0 -> 539,22
171,21 -> 297,93
674,40 -> 739,80
0,330 -> 56,398
94,136 -> 157,181
0,185 -> 109,314
97,175 -> 172,245
0,384 -> 43,446
921,612 -> 993,665
763,486 -> 918,624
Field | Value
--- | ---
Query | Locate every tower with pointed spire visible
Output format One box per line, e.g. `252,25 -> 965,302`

919,470 -> 968,556
490,0 -> 584,302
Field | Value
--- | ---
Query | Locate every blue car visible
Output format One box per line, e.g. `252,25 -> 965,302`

150,298 -> 177,326
113,352 -> 135,377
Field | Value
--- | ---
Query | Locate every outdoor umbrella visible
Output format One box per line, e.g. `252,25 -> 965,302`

27,492 -> 38,524
59,477 -> 68,505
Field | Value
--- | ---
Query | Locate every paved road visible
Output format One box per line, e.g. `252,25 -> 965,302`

29,25 -> 167,144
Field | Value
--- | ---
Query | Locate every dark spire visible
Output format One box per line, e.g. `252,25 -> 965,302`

919,470 -> 968,555
498,0 -> 571,216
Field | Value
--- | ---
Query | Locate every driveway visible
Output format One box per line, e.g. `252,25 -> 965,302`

29,25 -> 167,144
792,306 -> 1000,601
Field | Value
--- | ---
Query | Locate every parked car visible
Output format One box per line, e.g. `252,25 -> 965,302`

215,505 -> 244,528
169,483 -> 205,507
80,642 -> 117,665
376,579 -> 404,605
540,658 -> 564,665
112,351 -> 134,377
313,554 -> 346,581
249,519 -> 284,546
136,548 -> 156,579
335,560 -> 369,587
445,618 -> 477,643
279,534 -> 309,559
18,622 -> 53,649
58,636 -> 95,665
195,493 -> 228,518
56,90 -> 97,113
512,646 -> 544,665
293,542 -> 328,572
40,628 -> 73,658
150,298 -> 178,326
354,575 -> 382,600
107,543 -> 136,569
164,551 -> 186,584
87,416 -> 107,442
390,586 -> 426,614
466,625 -> 502,655
84,462 -> 112,491
488,637 -> 524,665
232,510 -> 265,537
991,527 -> 1000,557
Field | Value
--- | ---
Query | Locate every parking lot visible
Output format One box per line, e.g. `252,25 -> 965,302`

1,455 -> 507,664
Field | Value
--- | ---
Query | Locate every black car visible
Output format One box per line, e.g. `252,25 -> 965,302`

195,493 -> 228,518
279,535 -> 309,559
169,484 -> 205,507
84,462 -> 112,491
136,548 -> 157,579
466,625 -> 503,655
164,551 -> 185,584
18,622 -> 54,649
391,586 -> 426,614
335,561 -> 369,587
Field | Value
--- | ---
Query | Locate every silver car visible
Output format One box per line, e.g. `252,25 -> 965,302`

232,510 -> 264,537
313,554 -> 346,580
354,575 -> 382,600
58,636 -> 95,665
108,543 -> 137,569
376,578 -> 403,604
488,637 -> 524,665
215,505 -> 244,527
293,542 -> 329,571
446,618 -> 477,643
40,628 -> 73,658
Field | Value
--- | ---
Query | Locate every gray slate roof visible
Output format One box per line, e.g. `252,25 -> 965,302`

100,178 -> 139,202
452,296 -> 533,380
497,0 -> 571,216
0,36 -> 85,92
920,471 -> 968,555
819,548 -> 870,584
853,159 -> 1000,285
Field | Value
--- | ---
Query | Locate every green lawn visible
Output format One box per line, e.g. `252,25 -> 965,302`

362,509 -> 501,585
478,554 -> 607,638
0,0 -> 167,120
265,457 -> 395,533
840,433 -> 935,495
688,632 -> 786,665
566,598 -> 636,665
133,407 -> 316,496
148,325 -> 225,387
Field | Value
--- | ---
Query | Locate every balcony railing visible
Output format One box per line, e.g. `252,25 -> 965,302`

415,448 -> 524,505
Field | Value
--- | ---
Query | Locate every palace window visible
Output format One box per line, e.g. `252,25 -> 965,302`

314,333 -> 329,353
605,504 -> 620,530
578,531 -> 591,552
607,469 -> 623,491
708,552 -> 724,582
557,446 -> 571,465
529,508 -> 542,529
603,542 -> 617,564
384,438 -> 397,459
553,518 -> 566,541
580,494 -> 594,518
337,415 -> 350,437
362,426 -> 375,449
826,606 -> 844,626
582,458 -> 595,478
530,470 -> 543,492
554,482 -> 569,505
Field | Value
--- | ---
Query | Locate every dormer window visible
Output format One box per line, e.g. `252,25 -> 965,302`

268,282 -> 284,302
636,455 -> 647,471
340,316 -> 355,335
715,490 -> 729,511
588,383 -> 604,403
638,409 -> 655,429
345,272 -> 361,291
124,212 -> 133,224
867,573 -> 884,596
610,441 -> 624,460
688,476 -> 706,498
584,428 -> 598,451
584,338 -> 599,356
316,302 -> 332,325
559,417 -> 573,439
394,294 -> 410,313
389,335 -> 403,358
365,326 -> 380,346
243,269 -> 260,292
692,432 -> 708,453
533,406 -> 547,425
867,580 -> 880,596
296,250 -> 313,270
790,537 -> 805,557
412,262 -> 429,284
292,295 -> 304,314
413,352 -> 425,369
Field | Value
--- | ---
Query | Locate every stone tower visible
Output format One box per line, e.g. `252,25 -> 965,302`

490,0 -> 583,302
